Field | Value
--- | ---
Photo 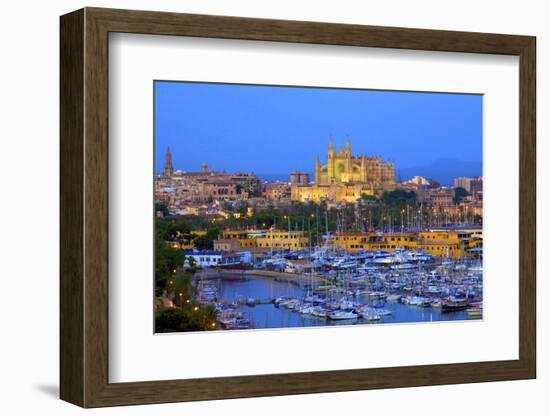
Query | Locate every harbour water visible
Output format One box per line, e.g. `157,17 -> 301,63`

216,274 -> 469,329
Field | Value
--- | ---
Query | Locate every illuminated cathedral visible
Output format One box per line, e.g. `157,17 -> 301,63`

291,138 -> 395,203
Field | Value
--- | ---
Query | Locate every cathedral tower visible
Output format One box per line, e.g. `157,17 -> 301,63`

314,156 -> 321,184
344,137 -> 352,177
163,146 -> 174,177
327,138 -> 335,183
292,136 -> 395,202
360,155 -> 367,182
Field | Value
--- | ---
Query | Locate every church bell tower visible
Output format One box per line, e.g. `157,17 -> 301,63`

163,146 -> 174,177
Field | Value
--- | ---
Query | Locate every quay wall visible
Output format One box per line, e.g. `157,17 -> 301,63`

200,268 -> 328,285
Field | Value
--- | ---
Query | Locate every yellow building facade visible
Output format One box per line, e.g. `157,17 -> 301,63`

255,230 -> 309,250
291,138 -> 394,203
216,229 -> 309,251
328,230 -> 477,259
219,230 -> 258,249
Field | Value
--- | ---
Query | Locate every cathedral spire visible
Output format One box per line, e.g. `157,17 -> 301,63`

163,146 -> 174,177
314,155 -> 321,184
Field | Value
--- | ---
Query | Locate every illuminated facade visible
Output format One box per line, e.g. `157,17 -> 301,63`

327,229 -> 480,258
214,228 -> 309,251
291,138 -> 395,202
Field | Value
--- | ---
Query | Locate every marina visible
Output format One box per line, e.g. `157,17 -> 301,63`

192,248 -> 483,330
153,82 -> 485,334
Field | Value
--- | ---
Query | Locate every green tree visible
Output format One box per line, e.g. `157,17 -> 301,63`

382,189 -> 417,206
155,305 -> 217,332
193,229 -> 220,250
359,193 -> 378,202
155,218 -> 191,240
155,233 -> 184,294
155,202 -> 170,217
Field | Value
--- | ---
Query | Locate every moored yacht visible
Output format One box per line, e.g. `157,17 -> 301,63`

327,310 -> 358,320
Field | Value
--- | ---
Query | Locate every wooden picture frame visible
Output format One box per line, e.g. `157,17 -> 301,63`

60,7 -> 536,408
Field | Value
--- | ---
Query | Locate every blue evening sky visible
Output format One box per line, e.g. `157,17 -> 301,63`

155,81 -> 482,181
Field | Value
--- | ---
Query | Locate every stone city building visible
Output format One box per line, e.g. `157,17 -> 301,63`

291,138 -> 395,203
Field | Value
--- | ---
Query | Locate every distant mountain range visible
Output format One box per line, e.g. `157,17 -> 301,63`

396,158 -> 482,186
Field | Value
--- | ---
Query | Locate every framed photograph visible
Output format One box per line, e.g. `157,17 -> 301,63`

60,7 -> 536,408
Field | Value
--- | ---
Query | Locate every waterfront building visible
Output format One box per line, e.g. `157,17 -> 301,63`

256,229 -> 309,250
329,232 -> 417,253
214,238 -> 244,252
291,138 -> 395,203
214,228 -> 308,251
183,250 -> 223,267
329,231 -> 374,251
216,230 -> 259,251
222,230 -> 265,250
215,227 -> 479,257
183,249 -> 252,267
221,230 -> 252,240
429,226 -> 483,255
417,230 -> 468,258
327,229 -> 479,258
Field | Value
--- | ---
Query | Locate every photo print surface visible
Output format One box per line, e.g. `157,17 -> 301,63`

154,80 -> 483,333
